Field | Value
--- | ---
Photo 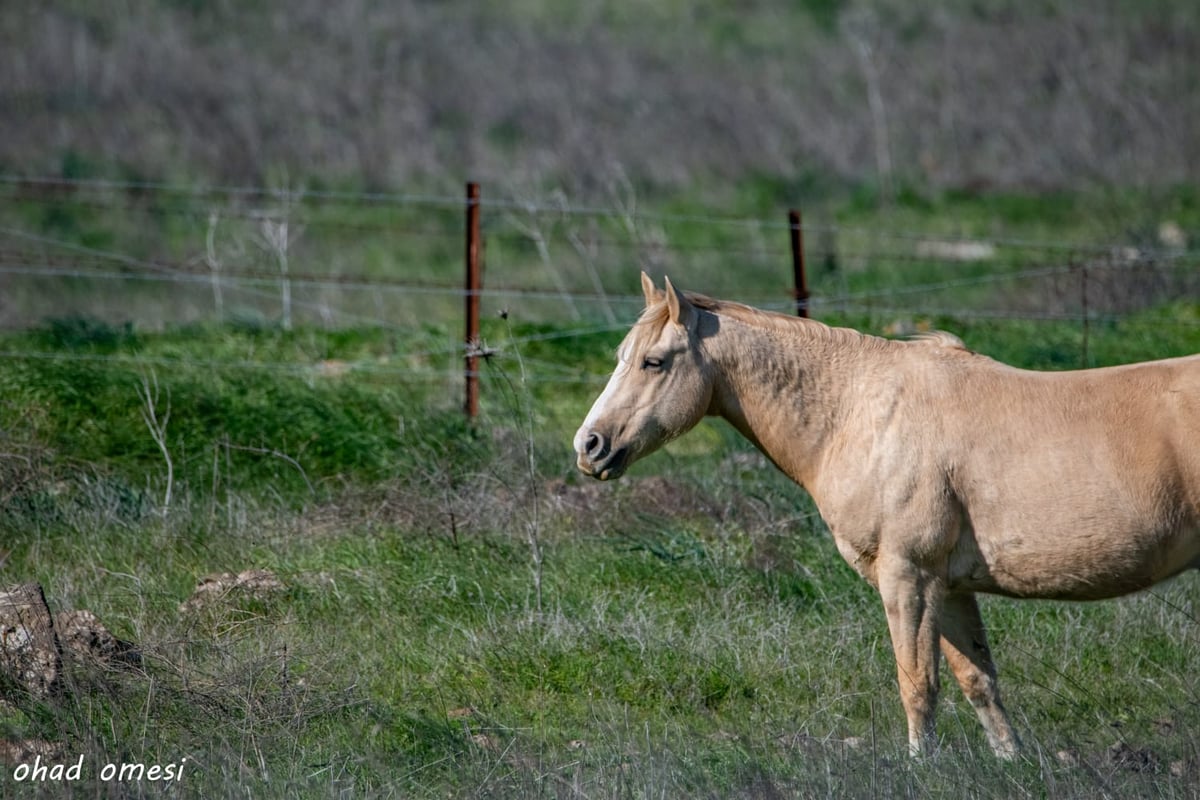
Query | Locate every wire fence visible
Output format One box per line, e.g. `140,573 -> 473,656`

1,174 -> 1198,389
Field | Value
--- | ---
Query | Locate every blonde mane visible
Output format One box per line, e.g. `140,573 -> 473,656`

632,291 -> 968,355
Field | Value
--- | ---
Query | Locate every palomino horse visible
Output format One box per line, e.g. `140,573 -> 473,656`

575,273 -> 1200,758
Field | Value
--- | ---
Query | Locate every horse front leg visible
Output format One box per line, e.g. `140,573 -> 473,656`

877,556 -> 946,756
940,592 -> 1020,758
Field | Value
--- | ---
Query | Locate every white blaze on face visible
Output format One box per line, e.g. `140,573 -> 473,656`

573,348 -> 631,455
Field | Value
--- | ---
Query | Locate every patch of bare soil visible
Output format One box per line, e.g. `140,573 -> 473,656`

544,474 -> 731,530
179,569 -> 286,614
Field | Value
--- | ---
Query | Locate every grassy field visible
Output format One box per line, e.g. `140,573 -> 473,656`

2,294 -> 1200,798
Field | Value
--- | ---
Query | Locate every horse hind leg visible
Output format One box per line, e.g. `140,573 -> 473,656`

940,592 -> 1020,758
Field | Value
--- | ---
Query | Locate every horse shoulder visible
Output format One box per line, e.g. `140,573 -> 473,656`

813,349 -> 972,579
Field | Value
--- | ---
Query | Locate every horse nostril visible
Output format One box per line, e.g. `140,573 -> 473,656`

585,432 -> 609,461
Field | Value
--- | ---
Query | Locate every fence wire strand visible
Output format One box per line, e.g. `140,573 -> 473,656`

5,172 -> 1197,259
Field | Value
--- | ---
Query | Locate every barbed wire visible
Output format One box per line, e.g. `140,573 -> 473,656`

0,225 -> 410,330
0,348 -> 611,384
2,192 -> 465,238
0,303 -> 638,379
817,304 -> 1200,328
0,174 -> 467,210
1,253 -> 1191,316
2,186 -> 790,262
0,261 -> 646,305
21,184 -> 1191,267
2,209 -> 1186,285
4,173 -> 1196,260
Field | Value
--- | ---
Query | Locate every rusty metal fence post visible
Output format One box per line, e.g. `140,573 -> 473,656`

789,209 -> 809,317
464,182 -> 482,419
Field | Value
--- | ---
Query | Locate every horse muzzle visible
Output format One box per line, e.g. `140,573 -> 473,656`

575,431 -> 628,481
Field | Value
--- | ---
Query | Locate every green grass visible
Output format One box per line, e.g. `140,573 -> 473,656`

2,306 -> 1200,797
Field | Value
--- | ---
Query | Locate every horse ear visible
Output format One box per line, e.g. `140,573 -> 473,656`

663,276 -> 696,330
640,271 -> 658,308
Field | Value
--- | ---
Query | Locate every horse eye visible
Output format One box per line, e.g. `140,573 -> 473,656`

642,357 -> 664,371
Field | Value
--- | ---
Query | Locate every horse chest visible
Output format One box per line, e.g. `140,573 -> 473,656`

812,466 -> 945,585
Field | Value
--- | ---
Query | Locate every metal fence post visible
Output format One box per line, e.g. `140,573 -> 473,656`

464,182 -> 481,419
789,209 -> 809,318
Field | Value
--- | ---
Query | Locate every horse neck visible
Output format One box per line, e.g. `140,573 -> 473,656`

705,317 -> 856,489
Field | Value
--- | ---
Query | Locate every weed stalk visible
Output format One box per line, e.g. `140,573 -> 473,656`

136,368 -> 173,518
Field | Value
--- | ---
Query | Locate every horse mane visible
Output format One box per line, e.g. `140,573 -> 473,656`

634,291 -> 969,354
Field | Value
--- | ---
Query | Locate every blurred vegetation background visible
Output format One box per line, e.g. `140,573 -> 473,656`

4,0 -> 1198,198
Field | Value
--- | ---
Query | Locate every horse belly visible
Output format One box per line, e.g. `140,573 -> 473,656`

953,401 -> 1200,599
953,514 -> 1200,600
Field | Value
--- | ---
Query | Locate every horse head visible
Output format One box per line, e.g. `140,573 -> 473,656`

574,273 -> 714,480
